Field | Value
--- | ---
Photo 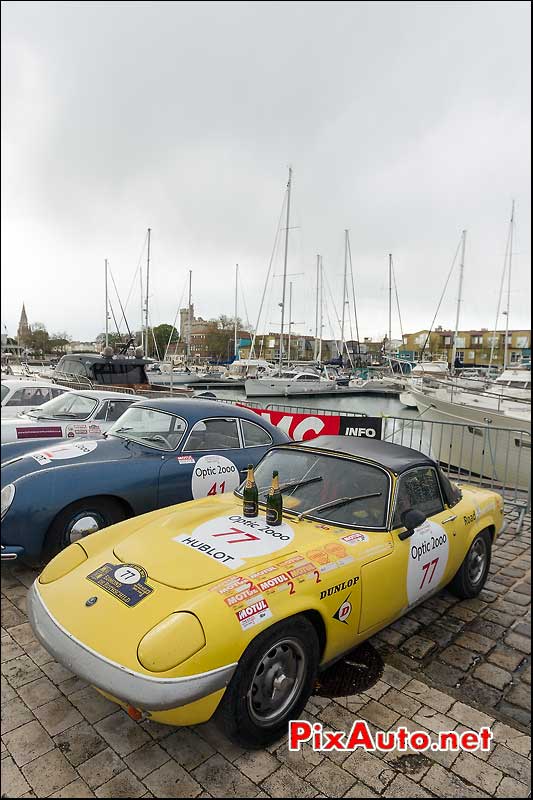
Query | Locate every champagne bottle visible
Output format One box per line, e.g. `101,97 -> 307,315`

266,470 -> 283,526
242,464 -> 259,518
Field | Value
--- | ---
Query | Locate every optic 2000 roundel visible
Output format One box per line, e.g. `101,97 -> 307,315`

191,455 -> 241,499
406,520 -> 449,605
173,514 -> 295,569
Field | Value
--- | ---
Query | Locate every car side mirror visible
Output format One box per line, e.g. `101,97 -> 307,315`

398,509 -> 427,541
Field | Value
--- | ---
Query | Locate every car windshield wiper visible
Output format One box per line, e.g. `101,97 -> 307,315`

259,475 -> 323,496
296,492 -> 383,522
113,426 -> 134,434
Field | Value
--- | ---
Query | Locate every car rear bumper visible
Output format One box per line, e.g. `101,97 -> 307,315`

27,582 -> 238,711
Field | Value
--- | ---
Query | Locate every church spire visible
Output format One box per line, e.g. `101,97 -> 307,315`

17,303 -> 31,345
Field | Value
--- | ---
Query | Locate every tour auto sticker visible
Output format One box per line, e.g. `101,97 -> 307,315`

31,441 -> 98,465
86,563 -> 153,607
191,455 -> 241,499
406,520 -> 449,605
173,514 -> 295,569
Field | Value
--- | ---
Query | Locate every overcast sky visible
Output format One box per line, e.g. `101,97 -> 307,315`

1,1 -> 531,345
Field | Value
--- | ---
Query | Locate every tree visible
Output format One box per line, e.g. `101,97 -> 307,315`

152,324 -> 179,361
49,332 -> 72,355
95,332 -> 128,351
30,323 -> 50,356
204,316 -> 243,362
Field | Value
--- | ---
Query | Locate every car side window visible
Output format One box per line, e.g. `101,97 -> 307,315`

106,400 -> 133,422
241,420 -> 273,448
183,418 -> 240,451
5,388 -> 45,406
393,467 -> 444,528
94,401 -> 108,420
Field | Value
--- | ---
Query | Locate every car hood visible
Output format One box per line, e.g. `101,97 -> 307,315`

113,493 -> 345,590
1,436 -> 132,483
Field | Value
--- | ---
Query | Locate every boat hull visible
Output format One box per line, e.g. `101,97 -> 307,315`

409,388 -> 530,491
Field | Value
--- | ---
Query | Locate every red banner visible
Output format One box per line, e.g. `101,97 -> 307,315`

238,406 -> 340,441
238,405 -> 383,441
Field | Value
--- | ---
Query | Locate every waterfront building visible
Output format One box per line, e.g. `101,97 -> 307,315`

400,327 -> 531,367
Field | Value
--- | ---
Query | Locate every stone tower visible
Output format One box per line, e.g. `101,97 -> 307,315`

17,304 -> 31,345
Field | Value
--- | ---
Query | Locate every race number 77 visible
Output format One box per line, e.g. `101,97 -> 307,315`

212,527 -> 260,544
419,557 -> 439,589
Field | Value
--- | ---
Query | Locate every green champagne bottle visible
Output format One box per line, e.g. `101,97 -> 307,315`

243,464 -> 259,518
266,470 -> 283,526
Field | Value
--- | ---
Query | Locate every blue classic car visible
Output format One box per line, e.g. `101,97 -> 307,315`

1,399 -> 288,564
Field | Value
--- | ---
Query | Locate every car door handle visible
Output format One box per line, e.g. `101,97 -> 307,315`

442,515 -> 457,523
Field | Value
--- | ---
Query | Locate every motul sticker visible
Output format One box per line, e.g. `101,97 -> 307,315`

235,598 -> 272,630
340,532 -> 369,545
177,455 -> 195,464
224,581 -> 261,607
257,573 -> 290,592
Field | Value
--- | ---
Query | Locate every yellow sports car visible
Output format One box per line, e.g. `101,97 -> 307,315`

28,436 -> 504,747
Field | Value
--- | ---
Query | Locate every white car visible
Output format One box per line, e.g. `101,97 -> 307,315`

1,389 -> 143,444
1,379 -> 70,419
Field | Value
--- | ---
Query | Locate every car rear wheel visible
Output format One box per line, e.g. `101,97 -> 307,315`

215,615 -> 319,748
43,497 -> 126,561
448,529 -> 492,599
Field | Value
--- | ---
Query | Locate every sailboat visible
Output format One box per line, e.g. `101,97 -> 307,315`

244,169 -> 338,398
406,214 -> 530,489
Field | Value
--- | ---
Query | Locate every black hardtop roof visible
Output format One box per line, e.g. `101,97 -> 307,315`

289,435 -> 436,475
58,353 -> 150,365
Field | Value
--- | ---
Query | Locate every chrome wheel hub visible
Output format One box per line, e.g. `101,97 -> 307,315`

467,538 -> 487,586
247,638 -> 306,726
68,513 -> 103,544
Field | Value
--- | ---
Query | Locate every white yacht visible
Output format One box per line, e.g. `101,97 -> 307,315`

244,370 -> 336,398
408,384 -> 530,490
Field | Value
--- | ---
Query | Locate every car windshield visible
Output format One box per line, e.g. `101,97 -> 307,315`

107,406 -> 187,450
25,393 -> 97,420
236,448 -> 390,528
1,384 -> 9,402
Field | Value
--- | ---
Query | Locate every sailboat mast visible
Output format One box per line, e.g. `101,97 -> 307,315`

104,259 -> 109,348
234,264 -> 238,361
503,200 -> 515,370
278,167 -> 292,374
144,228 -> 151,357
388,254 -> 392,351
450,230 -> 467,374
187,269 -> 192,363
287,281 -> 293,366
313,254 -> 320,361
318,256 -> 323,362
139,265 -> 143,351
341,230 -> 348,362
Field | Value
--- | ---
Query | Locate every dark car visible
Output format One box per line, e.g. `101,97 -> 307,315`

1,399 -> 288,564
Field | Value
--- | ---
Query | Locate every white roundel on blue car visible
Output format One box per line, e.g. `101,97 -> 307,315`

31,441 -> 98,465
191,455 -> 240,499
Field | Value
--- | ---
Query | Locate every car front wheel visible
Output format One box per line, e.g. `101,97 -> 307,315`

216,615 -> 320,748
448,528 -> 492,599
43,497 -> 126,561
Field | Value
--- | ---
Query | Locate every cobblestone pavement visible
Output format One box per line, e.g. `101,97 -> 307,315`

2,511 -> 530,798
